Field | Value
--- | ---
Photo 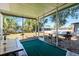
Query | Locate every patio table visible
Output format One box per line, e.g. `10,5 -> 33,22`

0,39 -> 23,56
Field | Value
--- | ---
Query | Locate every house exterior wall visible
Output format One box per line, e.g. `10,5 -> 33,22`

74,23 -> 79,33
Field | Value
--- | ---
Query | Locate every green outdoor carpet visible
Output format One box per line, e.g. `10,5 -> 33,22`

21,39 -> 67,56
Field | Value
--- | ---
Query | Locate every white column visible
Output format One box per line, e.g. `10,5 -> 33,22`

42,19 -> 45,39
37,17 -> 40,37
35,20 -> 38,37
56,5 -> 59,46
0,13 -> 3,41
22,17 -> 24,39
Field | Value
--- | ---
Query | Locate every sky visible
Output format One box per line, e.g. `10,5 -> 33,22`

43,16 -> 55,28
15,17 -> 23,26
15,17 -> 28,27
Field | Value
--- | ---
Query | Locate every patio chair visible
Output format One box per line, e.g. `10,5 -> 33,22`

64,31 -> 72,40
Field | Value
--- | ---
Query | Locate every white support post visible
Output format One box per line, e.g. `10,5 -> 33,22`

37,17 -> 40,38
42,19 -> 45,40
0,13 -> 3,41
22,17 -> 24,39
56,5 -> 59,46
35,20 -> 37,37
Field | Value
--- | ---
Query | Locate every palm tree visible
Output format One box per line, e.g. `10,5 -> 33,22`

22,19 -> 33,32
3,16 -> 17,34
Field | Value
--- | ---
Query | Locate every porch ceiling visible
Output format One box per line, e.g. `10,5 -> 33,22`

0,3 -> 74,19
9,3 -> 64,18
